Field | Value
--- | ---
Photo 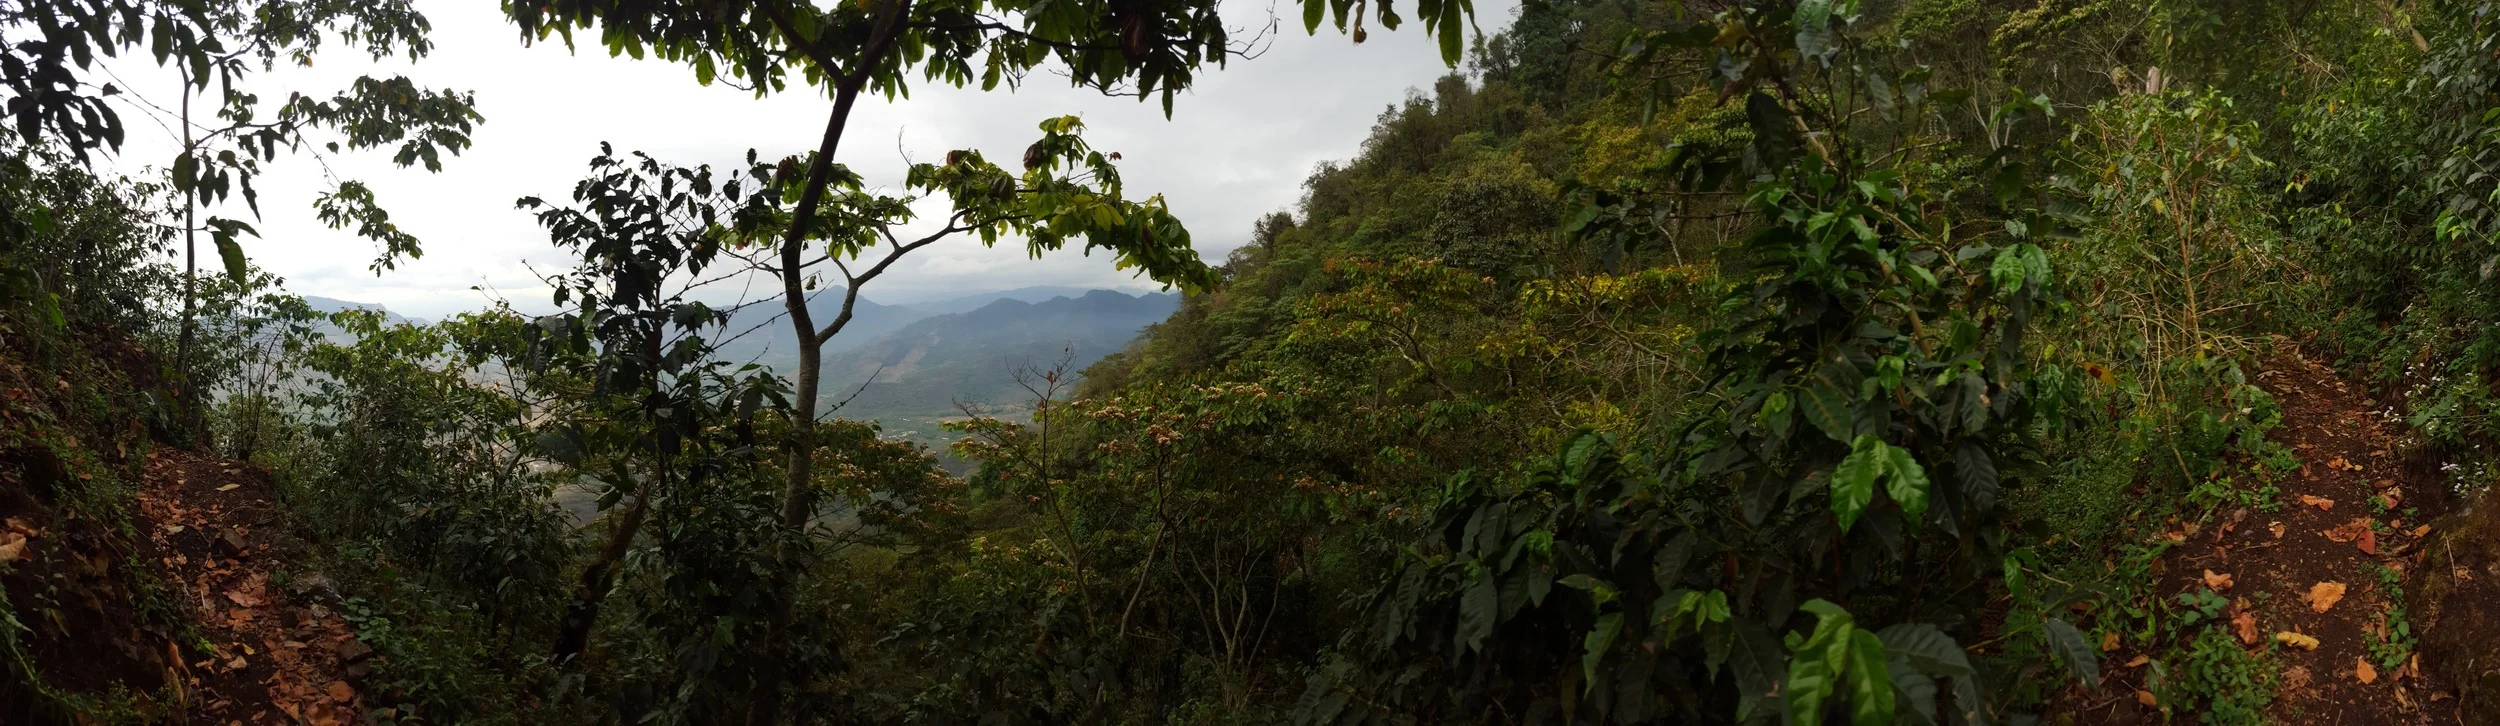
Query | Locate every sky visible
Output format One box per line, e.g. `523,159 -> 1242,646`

96,1 -> 1516,318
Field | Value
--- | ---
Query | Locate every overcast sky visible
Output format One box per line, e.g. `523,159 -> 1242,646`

95,1 -> 1516,318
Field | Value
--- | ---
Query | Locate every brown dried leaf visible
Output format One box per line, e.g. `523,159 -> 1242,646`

0,532 -> 27,563
2414,524 -> 2434,538
2357,658 -> 2379,684
2232,610 -> 2259,644
2136,690 -> 2158,707
2275,631 -> 2320,650
2299,494 -> 2336,511
2307,582 -> 2347,613
2379,491 -> 2402,509
2126,655 -> 2151,667
326,680 -> 354,703
2270,522 -> 2287,539
2203,569 -> 2235,591
2101,630 -> 2120,652
224,589 -> 262,608
2359,527 -> 2378,555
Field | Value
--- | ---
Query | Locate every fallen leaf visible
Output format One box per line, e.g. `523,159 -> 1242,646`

2357,658 -> 2379,684
2126,655 -> 2150,667
2414,524 -> 2433,538
2270,522 -> 2287,539
0,532 -> 26,563
2328,457 -> 2349,470
2276,631 -> 2320,650
2232,610 -> 2259,644
2101,631 -> 2120,652
2299,495 -> 2336,511
224,589 -> 263,608
224,655 -> 246,670
2359,528 -> 2378,555
2136,690 -> 2158,707
326,680 -> 354,703
2203,569 -> 2235,591
2326,518 -> 2371,544
2375,478 -> 2397,489
2379,491 -> 2402,509
2307,582 -> 2347,613
215,483 -> 239,492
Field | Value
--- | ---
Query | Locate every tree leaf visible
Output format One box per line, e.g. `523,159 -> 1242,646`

1786,599 -> 1856,726
1582,611 -> 1622,688
1845,629 -> 1896,726
1882,444 -> 1929,522
1832,435 -> 1884,532
2042,617 -> 2099,686
1455,574 -> 1497,653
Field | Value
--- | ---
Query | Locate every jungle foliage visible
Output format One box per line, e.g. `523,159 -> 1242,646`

7,0 -> 2500,723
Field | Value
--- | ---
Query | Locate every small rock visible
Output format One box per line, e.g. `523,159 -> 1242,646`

344,663 -> 371,679
213,528 -> 249,557
289,572 -> 341,602
335,638 -> 374,664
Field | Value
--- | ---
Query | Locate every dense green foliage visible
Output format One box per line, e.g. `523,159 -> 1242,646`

15,0 -> 2500,723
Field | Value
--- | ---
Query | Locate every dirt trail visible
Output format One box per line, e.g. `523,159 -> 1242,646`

2073,353 -> 2465,723
138,449 -> 369,725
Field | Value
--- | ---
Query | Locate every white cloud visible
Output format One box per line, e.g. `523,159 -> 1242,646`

96,0 -> 1514,318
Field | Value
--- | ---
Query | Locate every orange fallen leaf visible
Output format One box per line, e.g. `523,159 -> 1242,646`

2126,655 -> 2151,667
2203,569 -> 2235,590
2275,631 -> 2320,650
2328,457 -> 2349,470
2299,495 -> 2335,511
2379,491 -> 2402,509
2232,610 -> 2259,644
2358,528 -> 2378,555
326,680 -> 354,703
2307,582 -> 2347,613
2269,522 -> 2287,538
2136,690 -> 2158,707
0,532 -> 26,563
2101,631 -> 2120,652
2326,518 -> 2371,544
224,589 -> 262,608
2357,658 -> 2379,684
2375,478 -> 2397,489
2413,524 -> 2433,538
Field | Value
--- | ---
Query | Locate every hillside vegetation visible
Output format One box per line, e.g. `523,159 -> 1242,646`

7,0 -> 2500,723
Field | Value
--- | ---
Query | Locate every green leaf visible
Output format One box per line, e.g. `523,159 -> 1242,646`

1882,444 -> 1929,521
1303,0 -> 1324,34
1436,4 -> 1462,67
1798,383 -> 1854,443
1582,612 -> 1622,688
1456,574 -> 1498,653
1990,248 -> 2026,293
1845,629 -> 1896,726
2042,617 -> 2100,686
1729,618 -> 1786,721
1875,624 -> 1974,678
1786,599 -> 1856,726
1794,0 -> 1835,63
1831,435 -> 1884,533
214,236 -> 248,282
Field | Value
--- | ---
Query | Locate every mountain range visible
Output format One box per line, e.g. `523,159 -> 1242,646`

314,286 -> 1177,440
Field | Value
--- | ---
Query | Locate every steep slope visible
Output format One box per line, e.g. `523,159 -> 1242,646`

893,286 -> 1098,317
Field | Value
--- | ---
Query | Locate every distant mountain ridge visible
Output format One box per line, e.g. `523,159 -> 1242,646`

817,289 -> 1179,415
298,288 -> 1182,426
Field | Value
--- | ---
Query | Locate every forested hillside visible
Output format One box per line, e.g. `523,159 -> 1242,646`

8,0 -> 2500,723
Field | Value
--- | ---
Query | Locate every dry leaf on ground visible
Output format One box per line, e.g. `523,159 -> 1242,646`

2307,582 -> 2347,613
2136,690 -> 2158,707
2270,522 -> 2287,538
2276,631 -> 2320,650
2326,518 -> 2371,543
2203,569 -> 2235,590
2232,610 -> 2259,644
2357,658 -> 2379,684
0,532 -> 26,563
2101,631 -> 2120,651
224,589 -> 263,608
2126,655 -> 2150,667
2299,495 -> 2335,510
2359,528 -> 2378,555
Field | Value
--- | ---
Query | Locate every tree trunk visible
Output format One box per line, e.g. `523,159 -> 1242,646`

750,4 -> 914,721
550,478 -> 654,663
